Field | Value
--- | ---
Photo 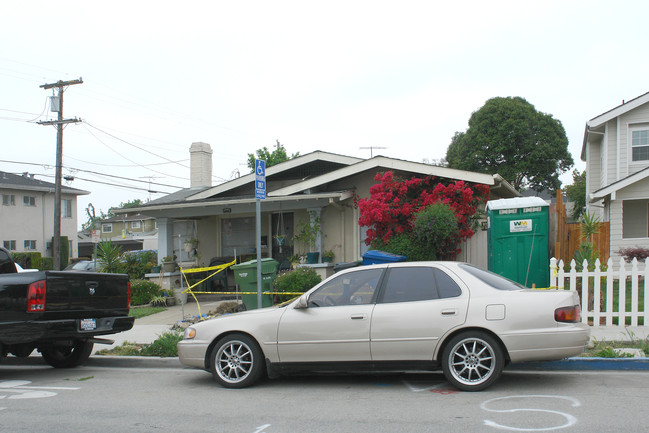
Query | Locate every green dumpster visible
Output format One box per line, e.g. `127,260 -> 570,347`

486,197 -> 549,288
231,258 -> 278,309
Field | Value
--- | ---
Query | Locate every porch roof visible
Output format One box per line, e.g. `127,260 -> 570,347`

589,166 -> 649,202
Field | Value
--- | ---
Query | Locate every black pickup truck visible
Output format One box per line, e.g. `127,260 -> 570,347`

0,247 -> 134,367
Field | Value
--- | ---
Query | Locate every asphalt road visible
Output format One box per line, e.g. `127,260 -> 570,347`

1,357 -> 648,433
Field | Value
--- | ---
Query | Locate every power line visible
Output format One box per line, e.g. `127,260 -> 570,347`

35,172 -> 173,194
81,123 -> 190,181
0,159 -> 184,189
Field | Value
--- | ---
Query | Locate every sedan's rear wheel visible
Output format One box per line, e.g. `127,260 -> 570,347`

210,334 -> 264,388
442,332 -> 504,391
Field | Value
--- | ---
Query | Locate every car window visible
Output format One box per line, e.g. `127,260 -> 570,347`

308,268 -> 383,307
458,263 -> 525,290
0,249 -> 17,274
433,268 -> 462,298
381,267 -> 438,303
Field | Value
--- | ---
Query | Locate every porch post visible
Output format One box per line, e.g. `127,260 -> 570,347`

157,218 -> 174,263
307,208 -> 322,263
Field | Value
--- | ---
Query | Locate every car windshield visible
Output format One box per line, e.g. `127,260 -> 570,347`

458,264 -> 526,290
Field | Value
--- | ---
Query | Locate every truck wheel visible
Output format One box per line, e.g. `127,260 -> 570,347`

40,340 -> 94,368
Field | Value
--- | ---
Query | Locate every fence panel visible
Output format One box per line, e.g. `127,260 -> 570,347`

550,257 -> 648,327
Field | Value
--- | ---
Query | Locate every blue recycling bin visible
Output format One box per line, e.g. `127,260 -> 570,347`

362,250 -> 407,265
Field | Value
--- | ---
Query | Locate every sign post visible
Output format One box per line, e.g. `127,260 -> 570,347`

255,159 -> 266,309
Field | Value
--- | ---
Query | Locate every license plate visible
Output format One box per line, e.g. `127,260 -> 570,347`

80,318 -> 96,331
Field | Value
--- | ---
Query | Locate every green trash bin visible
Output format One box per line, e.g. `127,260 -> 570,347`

487,197 -> 550,288
231,258 -> 278,310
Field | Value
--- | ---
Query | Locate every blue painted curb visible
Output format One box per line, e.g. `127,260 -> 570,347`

509,357 -> 649,371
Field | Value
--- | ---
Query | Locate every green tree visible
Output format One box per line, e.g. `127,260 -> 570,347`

564,169 -> 586,220
446,97 -> 573,192
246,141 -> 299,172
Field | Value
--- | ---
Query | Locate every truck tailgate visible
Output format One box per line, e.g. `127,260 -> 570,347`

45,271 -> 130,318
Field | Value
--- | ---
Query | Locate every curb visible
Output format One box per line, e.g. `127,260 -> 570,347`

1,355 -> 182,369
509,357 -> 649,371
5,355 -> 649,371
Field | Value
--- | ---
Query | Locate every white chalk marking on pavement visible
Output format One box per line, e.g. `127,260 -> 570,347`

481,395 -> 580,431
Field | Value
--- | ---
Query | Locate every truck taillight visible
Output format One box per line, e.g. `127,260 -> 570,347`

127,281 -> 131,309
27,280 -> 47,312
555,305 -> 580,323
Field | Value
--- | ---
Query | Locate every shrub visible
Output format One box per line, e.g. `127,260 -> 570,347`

413,203 -> 459,260
371,232 -> 431,261
41,257 -> 53,270
140,331 -> 183,357
97,240 -> 126,273
618,246 -> 649,263
11,252 -> 42,270
273,267 -> 322,302
130,279 -> 163,306
123,250 -> 158,279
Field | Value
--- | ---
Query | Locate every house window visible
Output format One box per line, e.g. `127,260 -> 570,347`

24,240 -> 36,250
623,199 -> 649,238
102,223 -> 113,233
2,194 -> 15,206
221,217 -> 255,256
131,221 -> 141,229
3,240 -> 16,250
23,196 -> 35,207
62,199 -> 72,218
632,129 -> 649,162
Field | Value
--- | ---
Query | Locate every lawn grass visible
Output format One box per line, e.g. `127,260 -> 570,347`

129,306 -> 167,319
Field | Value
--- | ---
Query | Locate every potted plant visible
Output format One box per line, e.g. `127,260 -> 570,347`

183,238 -> 199,252
322,250 -> 335,263
293,218 -> 321,264
161,255 -> 177,273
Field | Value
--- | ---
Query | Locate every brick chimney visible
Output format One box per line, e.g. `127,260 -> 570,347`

189,142 -> 213,188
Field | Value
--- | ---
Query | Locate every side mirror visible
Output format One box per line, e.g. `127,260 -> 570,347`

294,295 -> 309,309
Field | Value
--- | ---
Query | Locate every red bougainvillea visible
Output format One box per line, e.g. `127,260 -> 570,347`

356,171 -> 490,252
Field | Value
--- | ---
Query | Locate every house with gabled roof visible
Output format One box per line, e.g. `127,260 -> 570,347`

0,170 -> 88,259
114,143 -> 519,273
77,212 -> 158,257
582,91 -> 649,261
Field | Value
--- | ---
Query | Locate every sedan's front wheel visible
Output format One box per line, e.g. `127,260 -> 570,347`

441,332 -> 504,391
210,334 -> 264,388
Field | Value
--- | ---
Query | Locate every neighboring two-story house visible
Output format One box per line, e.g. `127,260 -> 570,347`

77,213 -> 158,257
582,91 -> 649,261
0,170 -> 88,259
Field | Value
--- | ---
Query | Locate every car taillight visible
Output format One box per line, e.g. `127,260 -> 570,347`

127,281 -> 131,310
27,280 -> 47,312
555,305 -> 580,323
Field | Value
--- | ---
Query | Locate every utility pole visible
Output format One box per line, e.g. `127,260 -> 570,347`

38,78 -> 83,270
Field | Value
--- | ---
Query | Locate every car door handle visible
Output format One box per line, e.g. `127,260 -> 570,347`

441,309 -> 458,316
350,314 -> 366,320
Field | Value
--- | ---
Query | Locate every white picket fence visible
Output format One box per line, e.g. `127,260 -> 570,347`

549,257 -> 648,327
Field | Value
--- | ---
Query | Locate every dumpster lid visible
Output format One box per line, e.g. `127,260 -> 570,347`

486,197 -> 548,211
362,250 -> 407,260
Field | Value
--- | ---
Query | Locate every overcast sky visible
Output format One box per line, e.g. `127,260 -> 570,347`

2,1 -> 648,228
